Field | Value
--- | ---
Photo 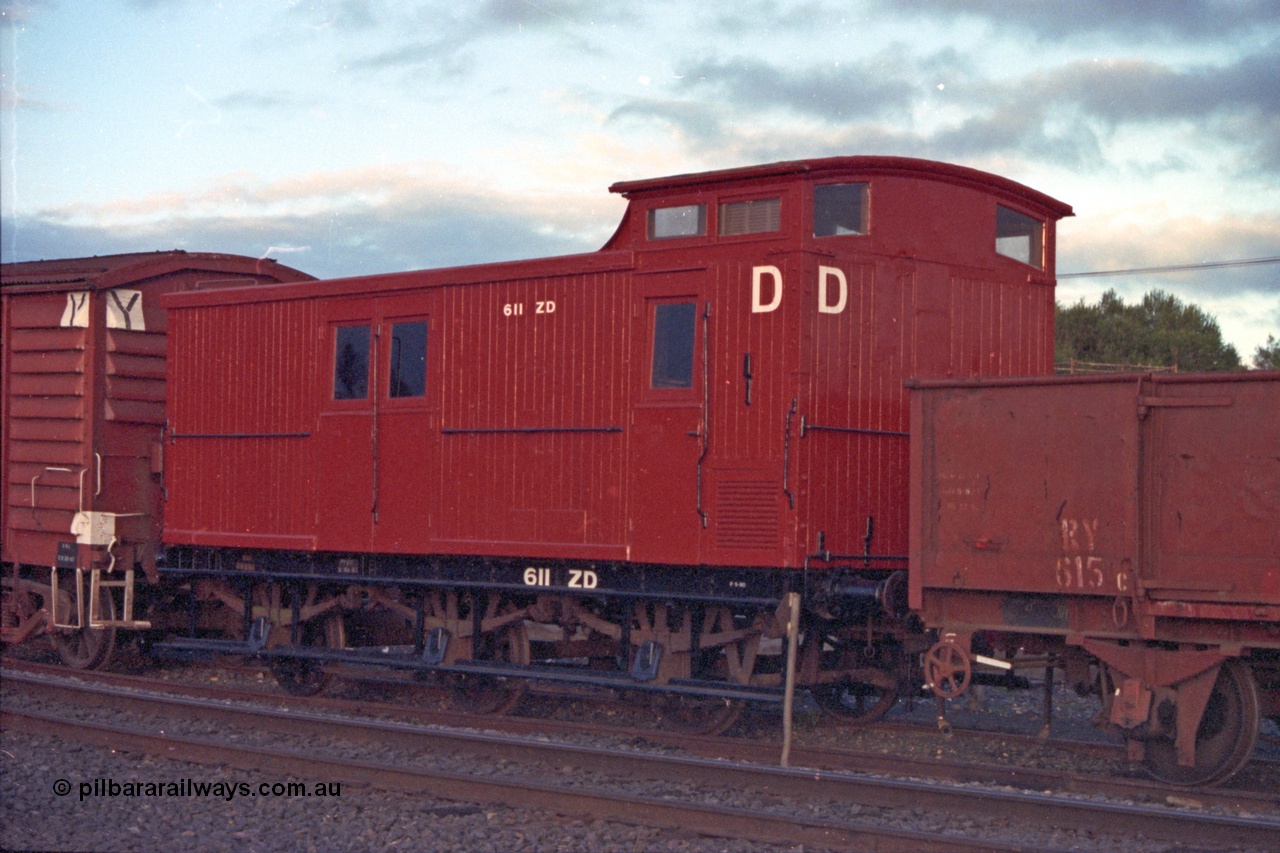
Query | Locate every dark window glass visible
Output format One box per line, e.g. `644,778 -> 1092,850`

651,302 -> 696,389
996,205 -> 1044,268
389,321 -> 427,398
333,325 -> 370,400
814,183 -> 869,236
648,204 -> 706,239
718,197 -> 781,235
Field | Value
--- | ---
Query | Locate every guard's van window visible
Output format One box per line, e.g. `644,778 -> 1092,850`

389,321 -> 427,398
814,183 -> 869,236
648,204 -> 706,239
996,205 -> 1044,268
334,324 -> 371,400
651,302 -> 696,389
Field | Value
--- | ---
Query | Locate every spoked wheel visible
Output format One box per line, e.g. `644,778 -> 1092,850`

1142,660 -> 1261,787
656,694 -> 743,736
451,614 -> 530,716
648,604 -> 758,736
273,613 -> 343,697
812,669 -> 900,725
924,640 -> 972,699
2,577 -> 40,649
806,627 -> 905,725
53,574 -> 117,670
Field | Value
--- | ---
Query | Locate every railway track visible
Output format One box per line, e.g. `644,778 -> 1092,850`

6,655 -> 1277,812
5,662 -> 1279,851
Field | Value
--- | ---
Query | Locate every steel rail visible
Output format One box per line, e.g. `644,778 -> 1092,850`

6,668 -> 1279,850
5,658 -> 1277,813
5,655 -> 1274,809
3,703 -> 1024,853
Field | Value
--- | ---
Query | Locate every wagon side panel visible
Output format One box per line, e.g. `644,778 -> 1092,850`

1143,374 -> 1280,609
433,270 -> 631,560
2,291 -> 91,567
911,377 -> 1142,634
165,297 -> 319,550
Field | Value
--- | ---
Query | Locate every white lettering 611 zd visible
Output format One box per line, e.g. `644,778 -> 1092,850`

522,567 -> 598,588
503,301 -> 556,317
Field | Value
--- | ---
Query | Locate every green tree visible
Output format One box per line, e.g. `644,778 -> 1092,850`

1055,289 -> 1242,371
1254,334 -> 1280,370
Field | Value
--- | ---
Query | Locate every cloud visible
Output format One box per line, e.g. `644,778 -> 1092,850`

0,200 -> 602,281
212,90 -> 313,112
675,55 -> 917,122
929,104 -> 1105,168
343,0 -> 637,77
38,165 -> 428,223
348,38 -> 461,73
0,88 -> 71,112
708,1 -> 849,36
319,0 -> 379,31
2,161 -> 617,278
273,0 -> 379,32
608,46 -> 946,161
608,38 -> 1280,177
607,98 -> 731,149
879,0 -> 1280,42
1023,48 -> 1280,125
609,69 -> 1098,169
1010,47 -> 1280,173
477,0 -> 624,29
0,0 -> 49,29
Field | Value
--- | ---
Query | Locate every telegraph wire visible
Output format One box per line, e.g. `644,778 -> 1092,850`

1058,256 -> 1280,278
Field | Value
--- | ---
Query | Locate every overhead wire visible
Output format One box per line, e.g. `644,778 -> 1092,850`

1058,256 -> 1280,278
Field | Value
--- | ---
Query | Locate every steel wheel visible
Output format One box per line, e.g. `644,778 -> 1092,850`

813,669 -> 900,724
451,618 -> 530,715
272,656 -> 329,697
1142,660 -> 1261,787
53,575 -> 116,670
273,613 -> 343,697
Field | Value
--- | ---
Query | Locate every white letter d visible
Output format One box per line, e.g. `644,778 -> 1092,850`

752,266 -> 783,313
818,266 -> 847,314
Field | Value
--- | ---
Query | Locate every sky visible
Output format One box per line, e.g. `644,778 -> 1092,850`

2,0 -> 1278,361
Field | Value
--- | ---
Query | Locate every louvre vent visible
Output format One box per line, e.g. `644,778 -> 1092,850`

715,479 -> 780,550
718,198 -> 781,236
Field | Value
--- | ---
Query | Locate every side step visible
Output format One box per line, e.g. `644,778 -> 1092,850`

50,567 -> 152,630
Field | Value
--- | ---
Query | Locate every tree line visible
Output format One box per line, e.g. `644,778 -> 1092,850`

1055,289 -> 1279,372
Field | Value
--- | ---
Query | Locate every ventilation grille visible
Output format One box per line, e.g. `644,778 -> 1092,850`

718,198 -> 781,236
715,479 -> 780,551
